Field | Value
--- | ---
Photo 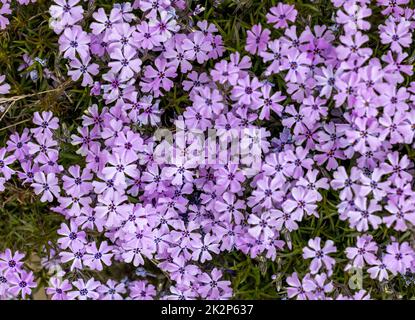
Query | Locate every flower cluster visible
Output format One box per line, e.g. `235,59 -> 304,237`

1,0 -> 415,300
0,249 -> 37,299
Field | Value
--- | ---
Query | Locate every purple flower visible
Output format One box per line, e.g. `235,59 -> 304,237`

7,270 -> 37,299
281,49 -> 310,83
32,172 -> 60,202
84,241 -> 114,271
303,237 -> 337,274
266,4 -> 297,29
303,273 -> 333,300
245,24 -> 271,55
286,272 -> 308,300
384,198 -> 415,231
109,46 -> 142,81
68,55 -> 99,87
0,147 -> 15,180
68,278 -> 101,300
231,76 -> 262,106
384,241 -> 414,275
336,4 -> 372,32
50,0 -> 84,28
98,279 -> 126,300
57,221 -> 87,250
0,249 -> 25,274
129,280 -> 156,300
282,187 -> 317,219
46,278 -> 73,300
31,111 -> 59,137
380,19 -> 412,53
140,58 -> 177,96
345,235 -> 378,268
191,233 -> 220,263
135,21 -> 162,49
197,268 -> 232,299
347,197 -> 382,231
182,31 -> 212,64
0,74 -> 10,94
59,26 -> 90,60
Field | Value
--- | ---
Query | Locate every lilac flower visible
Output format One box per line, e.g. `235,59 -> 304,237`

286,272 -> 308,300
102,153 -> 137,186
62,165 -> 93,196
193,87 -> 224,115
197,268 -> 232,299
164,260 -> 199,286
231,76 -> 262,106
384,198 -> 415,231
46,278 -> 73,300
109,47 -> 142,81
377,0 -> 409,16
215,192 -> 245,224
98,279 -> 126,300
281,49 -> 310,83
302,237 -> 337,274
245,24 -> 270,55
282,187 -> 317,219
164,38 -> 193,73
140,58 -> 177,96
257,84 -> 285,120
59,26 -> 90,60
336,4 -> 372,32
68,56 -> 99,87
32,172 -> 60,202
0,249 -> 25,274
31,111 -> 59,137
248,176 -> 284,209
0,74 -> 10,94
50,0 -> 84,27
135,21 -> 162,50
260,40 -> 288,76
57,221 -> 87,250
384,241 -> 414,275
191,233 -> 220,263
68,278 -> 101,300
272,209 -> 300,232
248,211 -> 278,239
7,270 -> 37,299
129,280 -> 156,300
336,31 -> 372,61
380,19 -> 412,53
347,197 -> 382,231
296,169 -> 329,202
345,235 -> 378,268
149,10 -> 179,41
90,7 -> 122,38
0,148 -> 15,180
359,168 -> 390,200
303,273 -> 333,300
367,259 -> 389,283
284,146 -> 314,179
215,164 -> 245,194
84,241 -> 114,271
266,4 -> 297,29
182,31 -> 212,64
60,247 -> 85,271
